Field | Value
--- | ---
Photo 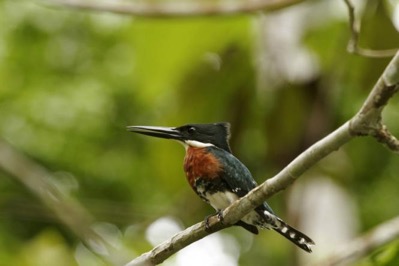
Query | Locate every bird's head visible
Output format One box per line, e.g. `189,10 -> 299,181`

127,122 -> 232,152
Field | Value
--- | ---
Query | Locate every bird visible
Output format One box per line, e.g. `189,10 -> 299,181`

127,122 -> 314,252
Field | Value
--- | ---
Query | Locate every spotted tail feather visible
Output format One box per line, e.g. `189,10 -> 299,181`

272,217 -> 315,253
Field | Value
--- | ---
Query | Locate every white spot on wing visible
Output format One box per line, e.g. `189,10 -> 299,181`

232,187 -> 241,193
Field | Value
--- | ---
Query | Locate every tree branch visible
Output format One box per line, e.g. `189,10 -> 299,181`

125,52 -> 399,265
41,0 -> 305,18
126,220 -> 229,266
315,215 -> 399,266
343,0 -> 398,58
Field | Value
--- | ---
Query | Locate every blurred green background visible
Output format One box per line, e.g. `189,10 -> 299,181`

1,0 -> 399,265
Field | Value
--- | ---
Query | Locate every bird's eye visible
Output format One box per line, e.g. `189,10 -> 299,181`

188,127 -> 196,134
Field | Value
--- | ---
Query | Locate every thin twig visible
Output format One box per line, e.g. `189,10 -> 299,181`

0,139 -> 121,265
314,215 -> 399,266
343,0 -> 398,58
372,125 -> 399,153
42,0 -> 305,18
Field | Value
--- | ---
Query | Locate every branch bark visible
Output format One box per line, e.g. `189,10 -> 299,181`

126,51 -> 399,265
42,0 -> 305,18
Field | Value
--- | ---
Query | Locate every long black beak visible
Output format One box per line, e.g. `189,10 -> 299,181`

127,125 -> 183,140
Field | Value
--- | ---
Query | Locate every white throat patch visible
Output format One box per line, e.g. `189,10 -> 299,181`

184,140 -> 214,149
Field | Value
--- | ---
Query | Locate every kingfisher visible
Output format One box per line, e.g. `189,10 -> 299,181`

127,122 -> 314,252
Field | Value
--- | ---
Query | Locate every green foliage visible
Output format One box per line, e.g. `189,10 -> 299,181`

356,241 -> 399,266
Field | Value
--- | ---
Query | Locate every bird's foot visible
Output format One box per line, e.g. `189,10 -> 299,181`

204,211 -> 224,232
204,214 -> 212,232
216,210 -> 224,223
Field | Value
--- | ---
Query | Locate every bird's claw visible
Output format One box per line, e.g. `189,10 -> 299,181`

204,211 -> 224,232
216,210 -> 224,223
204,215 -> 212,232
